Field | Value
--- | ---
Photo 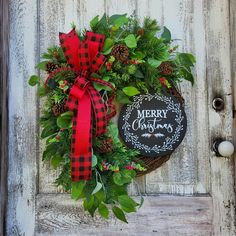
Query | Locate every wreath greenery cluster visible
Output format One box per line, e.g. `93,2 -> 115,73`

29,14 -> 195,223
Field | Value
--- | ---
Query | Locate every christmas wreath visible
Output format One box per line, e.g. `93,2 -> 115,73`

29,14 -> 195,223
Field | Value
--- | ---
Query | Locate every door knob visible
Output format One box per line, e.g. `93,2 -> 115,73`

213,138 -> 235,157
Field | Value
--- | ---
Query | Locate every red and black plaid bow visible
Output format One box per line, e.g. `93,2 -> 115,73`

53,29 -> 116,181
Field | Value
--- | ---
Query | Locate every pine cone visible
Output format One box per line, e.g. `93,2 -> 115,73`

46,61 -> 59,74
111,44 -> 129,62
158,62 -> 173,75
96,138 -> 114,154
52,100 -> 66,116
137,28 -> 145,36
53,50 -> 60,60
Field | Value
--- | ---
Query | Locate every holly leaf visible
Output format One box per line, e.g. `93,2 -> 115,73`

92,182 -> 103,195
28,75 -> 40,86
161,26 -> 171,43
71,181 -> 85,200
124,34 -> 137,48
112,206 -> 128,223
122,86 -> 140,97
98,203 -> 109,219
147,58 -> 162,68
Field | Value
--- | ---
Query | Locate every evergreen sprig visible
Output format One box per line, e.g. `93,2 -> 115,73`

28,14 -> 196,223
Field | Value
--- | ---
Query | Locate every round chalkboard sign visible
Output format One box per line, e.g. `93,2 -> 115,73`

118,93 -> 187,157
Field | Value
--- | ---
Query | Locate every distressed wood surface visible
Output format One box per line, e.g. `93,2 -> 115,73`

0,0 -> 9,235
38,0 -> 210,197
230,0 -> 236,188
36,194 -> 212,236
7,0 -> 236,235
7,0 -> 39,235
205,0 -> 236,235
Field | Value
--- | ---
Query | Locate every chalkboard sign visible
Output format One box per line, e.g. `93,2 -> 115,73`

118,93 -> 187,157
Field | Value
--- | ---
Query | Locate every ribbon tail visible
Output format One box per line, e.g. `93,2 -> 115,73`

71,91 -> 92,181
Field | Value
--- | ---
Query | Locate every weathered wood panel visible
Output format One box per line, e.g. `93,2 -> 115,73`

230,0 -> 236,190
38,0 -> 210,197
7,0 -> 236,235
205,0 -> 236,235
0,0 -> 9,235
7,0 -> 38,235
139,0 -> 210,196
36,194 -> 212,236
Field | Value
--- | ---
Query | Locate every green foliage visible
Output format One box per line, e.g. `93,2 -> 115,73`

124,34 -> 137,48
118,195 -> 138,213
112,206 -> 128,223
161,26 -> 171,43
29,13 -> 196,224
57,111 -> 73,129
122,86 -> 140,96
28,75 -> 40,86
98,203 -> 109,219
71,181 -> 85,200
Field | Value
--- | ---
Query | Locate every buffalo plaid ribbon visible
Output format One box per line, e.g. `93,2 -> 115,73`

55,29 -> 116,181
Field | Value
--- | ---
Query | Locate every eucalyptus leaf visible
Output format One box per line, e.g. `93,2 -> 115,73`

124,34 -> 137,48
92,182 -> 103,195
122,86 -> 140,97
57,113 -> 73,129
92,154 -> 97,167
147,58 -> 162,68
28,75 -> 40,86
102,38 -> 114,53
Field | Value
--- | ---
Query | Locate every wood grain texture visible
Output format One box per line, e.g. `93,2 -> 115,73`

229,0 -> 236,188
0,0 -> 9,235
36,194 -> 212,236
7,0 -> 38,235
7,0 -> 236,235
38,0 -> 211,196
205,0 -> 236,235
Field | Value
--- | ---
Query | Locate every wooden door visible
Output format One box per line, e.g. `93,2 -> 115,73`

6,0 -> 236,235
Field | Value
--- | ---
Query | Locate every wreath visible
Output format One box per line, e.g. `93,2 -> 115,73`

29,14 -> 195,223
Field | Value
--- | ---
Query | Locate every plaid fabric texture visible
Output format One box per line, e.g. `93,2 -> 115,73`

57,30 -> 116,181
